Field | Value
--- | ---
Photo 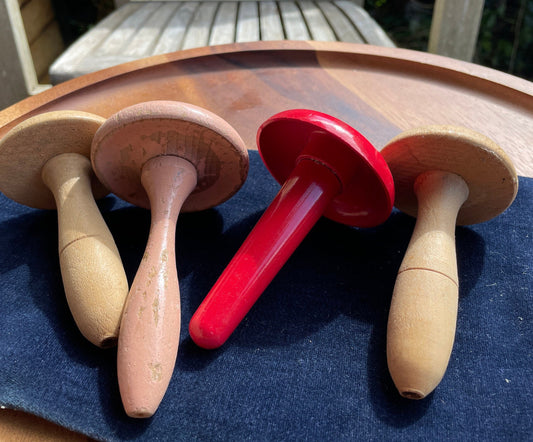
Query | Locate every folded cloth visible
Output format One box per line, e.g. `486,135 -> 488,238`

0,151 -> 531,441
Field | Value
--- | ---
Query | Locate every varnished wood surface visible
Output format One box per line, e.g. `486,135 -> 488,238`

0,41 -> 531,439
0,409 -> 92,441
1,41 -> 532,177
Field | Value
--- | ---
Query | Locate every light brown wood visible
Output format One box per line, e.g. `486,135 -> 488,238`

20,0 -> 55,44
0,409 -> 91,441
92,100 -> 248,417
381,126 -> 519,225
382,125 -> 519,399
30,20 -> 64,80
0,111 -> 129,348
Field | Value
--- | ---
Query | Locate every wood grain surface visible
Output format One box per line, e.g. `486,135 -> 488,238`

0,41 -> 531,438
1,41 -> 531,177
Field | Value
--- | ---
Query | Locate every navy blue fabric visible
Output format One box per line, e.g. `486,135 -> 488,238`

0,150 -> 531,441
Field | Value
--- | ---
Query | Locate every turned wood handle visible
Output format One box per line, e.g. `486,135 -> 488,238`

41,153 -> 129,348
117,156 -> 197,418
387,170 -> 469,399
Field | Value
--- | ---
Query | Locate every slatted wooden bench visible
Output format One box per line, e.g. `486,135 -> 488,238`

49,0 -> 395,84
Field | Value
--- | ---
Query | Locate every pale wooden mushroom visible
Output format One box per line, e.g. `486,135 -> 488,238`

91,100 -> 248,418
381,125 -> 518,399
0,111 -> 129,348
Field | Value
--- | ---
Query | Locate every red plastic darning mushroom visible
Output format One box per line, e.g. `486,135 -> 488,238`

189,109 -> 395,349
91,101 -> 248,418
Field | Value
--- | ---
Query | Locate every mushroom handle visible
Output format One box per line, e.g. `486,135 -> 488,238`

41,153 -> 129,348
117,156 -> 197,418
386,170 -> 469,399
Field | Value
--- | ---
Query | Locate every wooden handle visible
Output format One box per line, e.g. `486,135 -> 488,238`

117,155 -> 197,418
386,170 -> 469,399
41,153 -> 129,348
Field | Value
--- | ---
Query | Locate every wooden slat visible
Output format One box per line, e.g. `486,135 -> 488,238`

209,1 -> 238,45
428,0 -> 484,62
236,1 -> 259,42
123,2 -> 181,57
128,0 -> 365,3
335,0 -> 395,46
278,1 -> 310,40
20,0 -> 55,44
182,2 -> 219,50
97,2 -> 159,56
317,1 -> 363,43
49,1 -> 398,84
49,3 -> 143,82
259,1 -> 284,40
153,2 -> 199,53
299,1 -> 336,42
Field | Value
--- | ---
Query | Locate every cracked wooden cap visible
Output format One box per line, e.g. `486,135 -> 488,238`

91,101 -> 249,212
0,111 -> 108,209
381,125 -> 518,225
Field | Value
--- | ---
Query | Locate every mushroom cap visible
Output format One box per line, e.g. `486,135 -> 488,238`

381,125 -> 518,225
257,109 -> 394,227
91,101 -> 248,211
0,111 -> 108,209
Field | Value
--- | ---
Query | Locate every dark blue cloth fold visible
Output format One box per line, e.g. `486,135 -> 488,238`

0,151 -> 531,441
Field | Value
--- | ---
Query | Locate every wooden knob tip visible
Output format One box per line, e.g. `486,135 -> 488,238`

126,407 -> 155,419
99,334 -> 118,349
399,389 -> 426,400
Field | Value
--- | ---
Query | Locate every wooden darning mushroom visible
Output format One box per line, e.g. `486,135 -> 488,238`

0,111 -> 129,348
91,100 -> 248,418
381,125 -> 518,399
189,109 -> 395,349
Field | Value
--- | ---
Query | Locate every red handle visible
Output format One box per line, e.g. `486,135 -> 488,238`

189,157 -> 341,348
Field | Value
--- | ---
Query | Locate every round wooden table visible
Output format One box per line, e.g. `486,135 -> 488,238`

0,41 -> 531,440
1,41 -> 532,177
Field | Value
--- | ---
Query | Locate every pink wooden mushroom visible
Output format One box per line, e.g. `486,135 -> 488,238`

381,126 -> 518,399
91,101 -> 248,418
0,111 -> 129,348
189,109 -> 395,349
